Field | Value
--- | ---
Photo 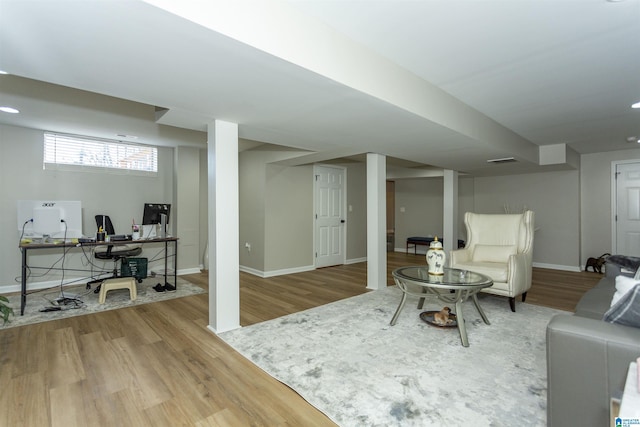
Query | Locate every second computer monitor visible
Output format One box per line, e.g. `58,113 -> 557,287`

142,203 -> 170,238
142,203 -> 171,225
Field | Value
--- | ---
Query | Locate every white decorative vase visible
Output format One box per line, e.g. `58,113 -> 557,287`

426,236 -> 446,275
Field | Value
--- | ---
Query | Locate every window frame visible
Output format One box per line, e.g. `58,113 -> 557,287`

43,132 -> 158,176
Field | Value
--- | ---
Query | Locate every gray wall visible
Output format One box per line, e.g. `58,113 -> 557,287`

581,149 -> 640,261
345,162 -> 367,261
238,154 -> 369,276
393,170 -> 581,269
473,170 -> 580,268
264,164 -> 313,272
0,123 -> 177,290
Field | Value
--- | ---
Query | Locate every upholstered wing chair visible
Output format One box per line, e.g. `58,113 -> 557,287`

449,211 -> 535,312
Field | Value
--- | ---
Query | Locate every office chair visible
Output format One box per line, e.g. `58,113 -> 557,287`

90,215 -> 143,291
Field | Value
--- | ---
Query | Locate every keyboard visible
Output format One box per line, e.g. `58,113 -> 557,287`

109,234 -> 130,241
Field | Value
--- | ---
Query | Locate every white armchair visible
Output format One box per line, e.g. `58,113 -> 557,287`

449,211 -> 535,312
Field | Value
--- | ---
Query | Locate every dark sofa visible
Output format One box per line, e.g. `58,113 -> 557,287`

546,259 -> 640,426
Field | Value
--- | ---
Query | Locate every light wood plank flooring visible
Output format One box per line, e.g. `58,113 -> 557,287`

0,252 -> 602,426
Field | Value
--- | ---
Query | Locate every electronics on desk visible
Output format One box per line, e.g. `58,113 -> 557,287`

17,200 -> 84,239
142,203 -> 171,238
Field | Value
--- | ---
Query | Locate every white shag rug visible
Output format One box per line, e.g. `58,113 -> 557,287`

220,286 -> 566,427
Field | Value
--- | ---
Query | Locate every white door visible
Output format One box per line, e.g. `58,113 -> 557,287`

615,162 -> 640,256
314,165 -> 346,268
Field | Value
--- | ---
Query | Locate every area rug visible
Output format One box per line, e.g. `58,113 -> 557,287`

220,286 -> 567,427
1,277 -> 205,329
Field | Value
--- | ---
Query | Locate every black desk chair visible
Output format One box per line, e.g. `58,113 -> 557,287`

91,215 -> 143,291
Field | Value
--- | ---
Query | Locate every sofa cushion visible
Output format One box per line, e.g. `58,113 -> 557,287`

472,245 -> 516,263
612,275 -> 640,306
603,283 -> 640,328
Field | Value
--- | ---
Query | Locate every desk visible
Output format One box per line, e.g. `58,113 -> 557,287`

19,237 -> 178,315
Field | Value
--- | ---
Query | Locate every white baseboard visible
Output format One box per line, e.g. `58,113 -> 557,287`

240,258 -> 367,278
240,264 -> 316,278
177,267 -> 202,275
532,262 -> 581,272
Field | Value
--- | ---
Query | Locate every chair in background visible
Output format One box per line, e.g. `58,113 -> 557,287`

92,215 -> 143,289
449,211 -> 535,312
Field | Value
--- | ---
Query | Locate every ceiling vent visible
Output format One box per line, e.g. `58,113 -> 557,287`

486,157 -> 517,164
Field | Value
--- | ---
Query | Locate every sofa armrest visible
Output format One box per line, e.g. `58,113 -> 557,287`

546,314 -> 640,427
605,260 -> 635,278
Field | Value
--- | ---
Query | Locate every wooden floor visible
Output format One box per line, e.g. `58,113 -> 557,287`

0,252 -> 602,426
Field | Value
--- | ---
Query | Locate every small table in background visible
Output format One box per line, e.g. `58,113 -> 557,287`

390,266 -> 493,347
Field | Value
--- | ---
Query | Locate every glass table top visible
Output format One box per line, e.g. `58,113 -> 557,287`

392,266 -> 493,289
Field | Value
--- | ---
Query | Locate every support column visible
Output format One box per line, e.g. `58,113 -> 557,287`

207,120 -> 240,333
443,169 -> 459,255
366,153 -> 386,290
175,146 -> 200,273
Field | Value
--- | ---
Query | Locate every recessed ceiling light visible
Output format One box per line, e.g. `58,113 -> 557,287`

0,106 -> 19,114
0,70 -> 8,75
632,101 -> 640,109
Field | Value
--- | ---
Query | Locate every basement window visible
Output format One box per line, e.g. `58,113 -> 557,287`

44,132 -> 158,175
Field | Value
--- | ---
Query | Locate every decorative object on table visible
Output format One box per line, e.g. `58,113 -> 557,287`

420,309 -> 457,328
584,253 -> 610,273
433,306 -> 453,325
131,223 -> 140,240
426,236 -> 445,275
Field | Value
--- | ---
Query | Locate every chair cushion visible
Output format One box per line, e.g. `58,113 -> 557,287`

472,245 -> 516,263
453,261 -> 509,283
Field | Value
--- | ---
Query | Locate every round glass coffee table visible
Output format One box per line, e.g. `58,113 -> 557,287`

391,266 -> 493,347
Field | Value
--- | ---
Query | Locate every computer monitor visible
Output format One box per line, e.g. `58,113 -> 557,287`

142,203 -> 171,225
17,200 -> 83,239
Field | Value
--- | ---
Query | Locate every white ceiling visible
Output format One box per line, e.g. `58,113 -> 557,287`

0,0 -> 639,176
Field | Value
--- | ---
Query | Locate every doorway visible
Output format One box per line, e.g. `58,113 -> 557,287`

314,165 -> 346,268
613,161 -> 640,256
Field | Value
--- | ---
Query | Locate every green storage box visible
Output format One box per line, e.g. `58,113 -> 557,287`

120,257 -> 148,281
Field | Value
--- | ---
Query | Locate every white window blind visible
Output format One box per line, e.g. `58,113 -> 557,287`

44,133 -> 158,174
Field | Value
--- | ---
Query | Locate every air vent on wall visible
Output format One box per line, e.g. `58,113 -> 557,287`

486,157 -> 517,164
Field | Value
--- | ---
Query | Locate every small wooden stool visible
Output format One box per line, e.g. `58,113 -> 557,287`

99,277 -> 137,304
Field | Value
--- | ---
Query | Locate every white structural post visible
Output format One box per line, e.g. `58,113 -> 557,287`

367,153 -> 386,290
443,169 -> 458,254
207,120 -> 240,333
